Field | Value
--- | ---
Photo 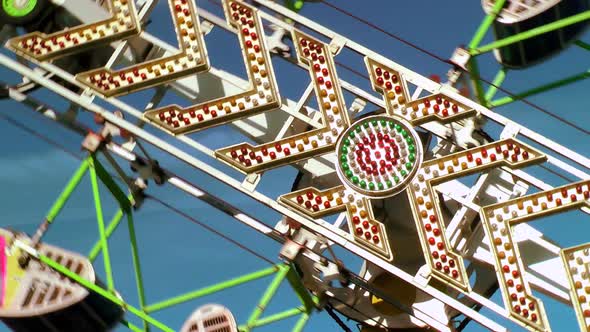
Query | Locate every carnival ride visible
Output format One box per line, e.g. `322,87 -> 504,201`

0,0 -> 589,331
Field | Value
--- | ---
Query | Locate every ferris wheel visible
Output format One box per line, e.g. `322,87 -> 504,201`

0,0 -> 589,331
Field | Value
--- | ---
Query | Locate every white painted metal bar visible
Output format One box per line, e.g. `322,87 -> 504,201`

446,174 -> 489,248
441,188 -> 573,299
333,212 -> 346,228
472,247 -> 570,304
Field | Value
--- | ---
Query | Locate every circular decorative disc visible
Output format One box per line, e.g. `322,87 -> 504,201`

335,115 -> 423,198
3,0 -> 37,17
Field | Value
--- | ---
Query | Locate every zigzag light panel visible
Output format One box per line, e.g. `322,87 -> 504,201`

562,243 -> 590,332
215,30 -> 350,172
144,0 -> 280,135
407,139 -> 545,292
8,0 -> 140,61
481,181 -> 590,331
76,0 -> 209,97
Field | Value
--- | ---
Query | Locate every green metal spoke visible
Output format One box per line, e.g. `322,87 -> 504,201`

37,253 -> 174,332
89,155 -> 115,292
466,58 -> 488,106
145,265 -> 280,313
471,10 -> 590,55
292,312 -> 310,332
485,67 -> 508,103
126,210 -> 150,332
286,266 -> 317,313
244,264 -> 291,332
240,306 -> 305,329
490,68 -> 590,107
575,40 -> 590,51
88,208 -> 124,262
121,319 -> 145,332
468,0 -> 506,50
93,157 -> 131,212
46,159 -> 89,223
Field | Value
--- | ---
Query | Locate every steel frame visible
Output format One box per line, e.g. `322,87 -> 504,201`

1,0 -> 590,331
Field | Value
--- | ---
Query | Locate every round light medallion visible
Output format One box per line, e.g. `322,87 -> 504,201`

335,115 -> 423,198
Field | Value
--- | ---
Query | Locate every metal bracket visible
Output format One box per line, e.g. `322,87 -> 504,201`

200,20 -> 215,35
500,122 -> 521,139
329,36 -> 346,55
414,265 -> 432,287
82,131 -> 105,153
129,157 -> 167,186
449,47 -> 470,71
241,173 -> 261,192
130,179 -> 147,210
83,111 -> 129,153
439,84 -> 461,97
280,239 -> 305,262
349,98 -> 366,115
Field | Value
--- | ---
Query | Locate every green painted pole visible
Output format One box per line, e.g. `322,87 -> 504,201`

239,306 -> 305,330
88,191 -> 133,263
89,156 -> 115,292
292,313 -> 310,332
575,40 -> 590,51
490,69 -> 590,107
37,253 -> 174,332
286,268 -> 317,313
466,58 -> 488,106
468,0 -> 506,50
28,159 -> 89,250
145,265 -> 279,313
46,159 -> 89,222
120,319 -> 144,332
92,158 -> 131,212
472,10 -> 590,55
88,209 -> 124,262
126,211 -> 150,332
244,265 -> 290,332
484,67 -> 508,103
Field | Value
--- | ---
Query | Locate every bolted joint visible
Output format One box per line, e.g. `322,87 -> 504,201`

449,47 -> 471,71
99,111 -> 129,139
82,131 -> 106,153
130,179 -> 147,210
94,111 -> 130,141
279,239 -> 305,262
0,83 -> 9,99
129,157 -> 167,186
446,47 -> 472,87
83,111 -> 128,152
349,98 -> 366,115
336,264 -> 351,287
267,24 -> 291,57
314,292 -> 330,310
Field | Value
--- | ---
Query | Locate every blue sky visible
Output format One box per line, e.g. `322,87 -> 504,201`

1,0 -> 589,331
